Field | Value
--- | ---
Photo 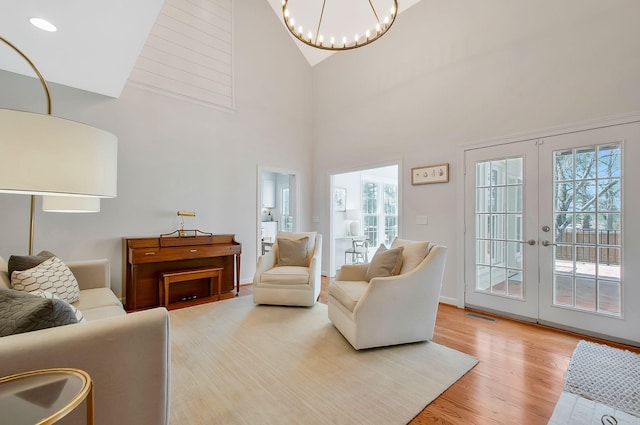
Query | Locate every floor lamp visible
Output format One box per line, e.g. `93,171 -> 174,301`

0,36 -> 117,254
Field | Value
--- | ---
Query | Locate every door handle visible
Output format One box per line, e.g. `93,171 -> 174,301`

541,240 -> 556,247
517,240 -> 536,246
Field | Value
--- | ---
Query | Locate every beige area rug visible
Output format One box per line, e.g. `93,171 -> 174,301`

169,296 -> 478,425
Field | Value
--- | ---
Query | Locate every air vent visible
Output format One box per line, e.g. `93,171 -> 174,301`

466,312 -> 497,322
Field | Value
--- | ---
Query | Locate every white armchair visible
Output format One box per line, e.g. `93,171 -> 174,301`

253,232 -> 322,307
328,239 -> 447,350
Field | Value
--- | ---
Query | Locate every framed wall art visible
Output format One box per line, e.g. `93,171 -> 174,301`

334,187 -> 347,211
411,163 -> 449,185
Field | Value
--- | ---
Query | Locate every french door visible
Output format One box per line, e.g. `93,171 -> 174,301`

464,122 -> 640,344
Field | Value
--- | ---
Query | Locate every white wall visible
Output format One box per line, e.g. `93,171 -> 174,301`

0,0 -> 313,298
311,0 -> 640,302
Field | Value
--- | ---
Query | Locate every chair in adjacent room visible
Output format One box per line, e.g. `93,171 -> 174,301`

253,231 -> 322,307
344,238 -> 369,265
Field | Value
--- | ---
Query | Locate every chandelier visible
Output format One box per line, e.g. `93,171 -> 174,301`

282,0 -> 398,51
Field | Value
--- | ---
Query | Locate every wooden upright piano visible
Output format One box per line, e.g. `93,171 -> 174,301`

122,234 -> 241,311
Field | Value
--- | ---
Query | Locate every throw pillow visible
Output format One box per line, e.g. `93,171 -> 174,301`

31,290 -> 86,323
0,288 -> 78,337
11,256 -> 81,304
8,250 -> 56,276
365,244 -> 404,282
391,238 -> 431,274
277,237 -> 309,267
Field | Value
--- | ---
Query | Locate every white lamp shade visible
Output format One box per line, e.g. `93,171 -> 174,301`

349,220 -> 361,236
0,109 -> 117,197
42,196 -> 101,213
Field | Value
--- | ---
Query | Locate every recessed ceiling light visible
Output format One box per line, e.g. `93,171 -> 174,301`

29,17 -> 57,32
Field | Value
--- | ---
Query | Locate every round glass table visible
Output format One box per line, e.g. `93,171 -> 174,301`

0,368 -> 93,425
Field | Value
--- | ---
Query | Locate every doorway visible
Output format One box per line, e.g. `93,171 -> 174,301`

330,163 -> 400,277
463,121 -> 639,344
258,168 -> 297,260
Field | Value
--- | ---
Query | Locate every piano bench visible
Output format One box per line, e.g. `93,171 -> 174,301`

159,267 -> 223,306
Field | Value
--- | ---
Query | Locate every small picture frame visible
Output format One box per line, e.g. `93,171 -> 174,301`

412,163 -> 449,185
334,187 -> 346,211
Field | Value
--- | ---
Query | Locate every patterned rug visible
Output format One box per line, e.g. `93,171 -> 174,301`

563,340 -> 640,417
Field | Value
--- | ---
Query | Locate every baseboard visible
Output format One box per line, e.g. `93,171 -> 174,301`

439,296 -> 458,306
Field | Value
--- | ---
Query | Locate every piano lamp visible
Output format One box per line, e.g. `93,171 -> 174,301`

177,211 -> 196,237
0,36 -> 117,254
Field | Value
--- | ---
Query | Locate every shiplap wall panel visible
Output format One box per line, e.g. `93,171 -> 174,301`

129,0 -> 233,109
144,26 -> 230,69
165,1 -> 231,43
138,44 -> 232,87
135,56 -> 232,97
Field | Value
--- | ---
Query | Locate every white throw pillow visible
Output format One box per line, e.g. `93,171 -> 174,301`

31,289 -> 86,323
11,256 -> 81,304
391,238 -> 431,274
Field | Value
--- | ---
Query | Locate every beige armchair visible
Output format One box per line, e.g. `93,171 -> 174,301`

253,231 -> 322,307
328,238 -> 447,350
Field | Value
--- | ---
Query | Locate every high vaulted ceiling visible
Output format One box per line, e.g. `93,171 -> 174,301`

0,0 -> 421,98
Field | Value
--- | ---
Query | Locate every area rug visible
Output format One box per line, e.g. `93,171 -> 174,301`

564,340 -> 640,416
168,296 -> 478,425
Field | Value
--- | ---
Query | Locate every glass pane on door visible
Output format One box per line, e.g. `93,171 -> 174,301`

551,144 -> 622,316
474,157 -> 525,299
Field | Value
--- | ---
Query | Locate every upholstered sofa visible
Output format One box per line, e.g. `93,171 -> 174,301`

253,231 -> 322,307
0,256 -> 171,425
328,239 -> 447,350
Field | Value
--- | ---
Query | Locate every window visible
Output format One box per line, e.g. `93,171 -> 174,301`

362,182 -> 378,247
282,188 -> 293,232
383,184 -> 398,246
552,144 -> 622,315
362,179 -> 398,248
475,157 -> 524,298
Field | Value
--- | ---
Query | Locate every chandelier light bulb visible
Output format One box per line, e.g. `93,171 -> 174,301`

281,0 -> 398,51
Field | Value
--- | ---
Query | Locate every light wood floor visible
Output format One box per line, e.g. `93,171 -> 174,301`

239,278 -> 639,424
